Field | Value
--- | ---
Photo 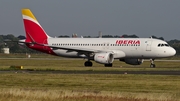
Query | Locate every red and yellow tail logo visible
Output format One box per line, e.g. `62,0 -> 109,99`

21,9 -> 56,55
22,9 -> 50,44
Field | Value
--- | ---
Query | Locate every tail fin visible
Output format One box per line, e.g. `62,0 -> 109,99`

22,9 -> 50,44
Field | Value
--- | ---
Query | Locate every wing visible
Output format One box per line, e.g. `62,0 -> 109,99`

46,44 -> 101,53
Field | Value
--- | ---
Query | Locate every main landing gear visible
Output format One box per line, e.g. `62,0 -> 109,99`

84,61 -> 93,67
84,61 -> 113,67
150,59 -> 156,68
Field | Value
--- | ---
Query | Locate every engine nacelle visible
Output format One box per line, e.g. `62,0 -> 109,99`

120,59 -> 143,65
18,39 -> 26,46
94,53 -> 114,64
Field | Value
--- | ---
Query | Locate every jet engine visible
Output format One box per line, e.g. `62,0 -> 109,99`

94,53 -> 114,64
120,59 -> 143,65
18,39 -> 26,46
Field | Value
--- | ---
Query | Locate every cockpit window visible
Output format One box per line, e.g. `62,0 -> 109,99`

158,43 -> 170,47
165,44 -> 169,46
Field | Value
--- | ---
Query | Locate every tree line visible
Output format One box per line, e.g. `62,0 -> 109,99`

0,34 -> 180,55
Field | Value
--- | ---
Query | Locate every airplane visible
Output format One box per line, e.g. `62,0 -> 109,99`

20,9 -> 176,68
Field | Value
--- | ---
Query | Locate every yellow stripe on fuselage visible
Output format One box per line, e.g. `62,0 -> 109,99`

22,9 -> 37,21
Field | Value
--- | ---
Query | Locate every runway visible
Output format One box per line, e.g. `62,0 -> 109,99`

1,69 -> 180,75
0,58 -> 179,75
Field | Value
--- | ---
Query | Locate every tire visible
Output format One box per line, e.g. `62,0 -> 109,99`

84,61 -> 93,67
104,64 -> 113,67
150,64 -> 155,68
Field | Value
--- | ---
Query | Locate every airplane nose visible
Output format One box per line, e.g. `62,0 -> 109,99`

170,48 -> 176,56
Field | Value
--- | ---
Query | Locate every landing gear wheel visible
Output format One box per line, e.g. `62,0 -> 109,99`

150,63 -> 156,68
84,61 -> 93,67
104,63 -> 113,67
150,59 -> 156,68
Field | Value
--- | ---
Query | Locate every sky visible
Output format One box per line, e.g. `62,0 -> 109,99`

0,0 -> 180,41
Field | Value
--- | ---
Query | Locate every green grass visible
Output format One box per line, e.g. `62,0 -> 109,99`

0,73 -> 179,101
0,53 -> 180,101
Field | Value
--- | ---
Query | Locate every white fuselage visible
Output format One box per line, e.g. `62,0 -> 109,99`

47,38 -> 176,59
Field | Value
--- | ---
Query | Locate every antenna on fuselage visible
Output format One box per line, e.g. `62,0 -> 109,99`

99,31 -> 102,38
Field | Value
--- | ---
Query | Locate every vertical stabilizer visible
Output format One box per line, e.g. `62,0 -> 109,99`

22,9 -> 50,44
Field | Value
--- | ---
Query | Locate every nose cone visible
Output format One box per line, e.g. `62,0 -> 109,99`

159,47 -> 176,58
170,48 -> 176,56
171,48 -> 176,56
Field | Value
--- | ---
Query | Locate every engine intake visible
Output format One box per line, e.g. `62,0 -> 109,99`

94,53 -> 114,64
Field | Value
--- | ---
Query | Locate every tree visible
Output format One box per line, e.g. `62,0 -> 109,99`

151,35 -> 164,40
58,35 -> 70,38
120,34 -> 139,38
102,35 -> 113,38
18,35 -> 26,39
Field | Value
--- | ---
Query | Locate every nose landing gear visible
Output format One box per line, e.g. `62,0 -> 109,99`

150,59 -> 156,68
104,63 -> 113,67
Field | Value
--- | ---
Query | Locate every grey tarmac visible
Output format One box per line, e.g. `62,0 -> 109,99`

0,70 -> 180,75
